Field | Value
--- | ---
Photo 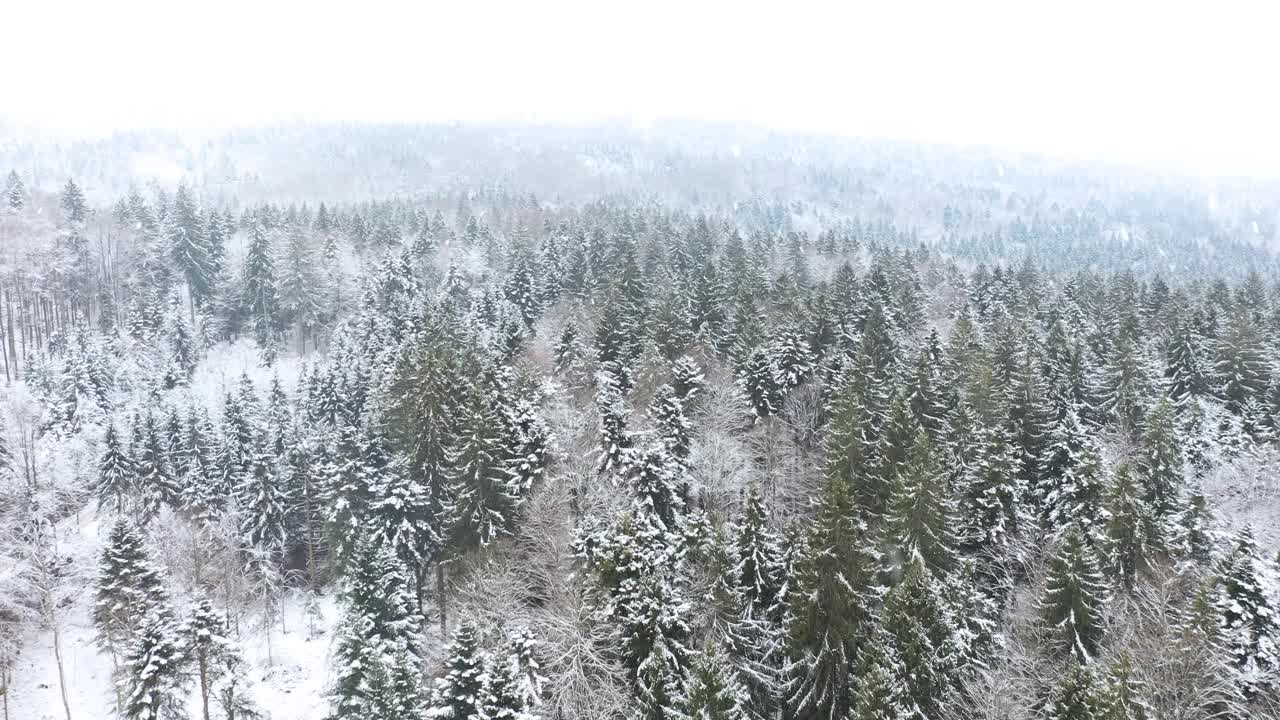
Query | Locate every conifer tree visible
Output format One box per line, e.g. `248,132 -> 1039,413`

1097,653 -> 1151,720
136,412 -> 182,518
121,608 -> 191,720
739,347 -> 781,420
783,474 -> 876,720
683,642 -> 750,720
236,450 -> 290,552
1134,398 -> 1184,535
671,356 -> 706,408
98,423 -> 136,514
243,222 -> 283,362
94,519 -> 172,661
444,381 -> 520,553
332,536 -> 424,719
1044,438 -> 1106,536
847,633 -> 912,720
1216,304 -> 1269,415
597,374 -> 633,475
733,483 -> 784,620
650,385 -> 692,462
1046,661 -> 1104,720
880,562 -> 957,719
1164,319 -> 1208,405
3,170 -> 23,211
1040,525 -> 1110,661
1215,527 -> 1279,697
1101,463 -> 1151,592
636,629 -> 691,720
825,350 -> 889,519
882,434 -> 958,581
768,320 -> 814,390
1096,334 -> 1152,434
428,621 -> 488,720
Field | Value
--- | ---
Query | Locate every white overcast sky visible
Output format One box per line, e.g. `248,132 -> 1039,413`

2,0 -> 1277,176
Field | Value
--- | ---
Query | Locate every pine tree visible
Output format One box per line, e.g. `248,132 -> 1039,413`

504,627 -> 545,710
682,642 -> 749,720
1134,398 -> 1184,535
332,536 -> 424,719
1040,525 -> 1110,661
783,473 -> 876,720
732,483 -> 784,620
243,222 -> 282,362
1047,661 -> 1104,720
1216,304 -> 1270,415
445,380 -> 519,553
1101,463 -> 1151,592
428,622 -> 488,720
1164,319 -> 1208,405
738,347 -> 781,420
650,385 -> 692,462
1215,527 -> 1279,696
94,519 -> 172,661
847,633 -> 912,720
122,609 -> 191,720
597,374 -> 633,475
98,423 -> 136,514
882,434 -> 958,581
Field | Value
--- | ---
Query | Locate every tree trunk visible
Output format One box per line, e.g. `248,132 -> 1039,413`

436,562 -> 447,635
48,610 -> 72,720
198,652 -> 211,720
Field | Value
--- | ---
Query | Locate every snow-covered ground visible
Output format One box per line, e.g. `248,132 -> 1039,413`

8,507 -> 340,720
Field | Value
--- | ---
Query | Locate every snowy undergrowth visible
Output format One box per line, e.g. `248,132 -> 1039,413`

9,506 -> 341,720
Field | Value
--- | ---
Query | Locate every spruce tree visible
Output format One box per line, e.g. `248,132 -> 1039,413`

882,434 -> 958,581
739,347 -> 781,420
97,423 -> 136,515
1040,525 -> 1110,661
428,622 -> 489,720
597,374 -> 633,475
122,609 -> 191,720
847,633 -> 912,720
1215,527 -> 1279,697
783,474 -> 876,720
1216,304 -> 1269,415
1135,398 -> 1184,535
444,381 -> 519,553
1101,463 -> 1151,592
732,483 -> 784,620
332,536 -> 424,719
1047,661 -> 1104,720
243,222 -> 282,362
650,385 -> 692,462
1164,319 -> 1208,405
880,562 -> 957,719
682,642 -> 749,720
94,519 -> 171,660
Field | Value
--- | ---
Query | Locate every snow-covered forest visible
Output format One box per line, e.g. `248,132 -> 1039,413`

0,122 -> 1278,720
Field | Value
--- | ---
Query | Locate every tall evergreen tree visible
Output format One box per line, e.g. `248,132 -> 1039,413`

1040,525 -> 1110,661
